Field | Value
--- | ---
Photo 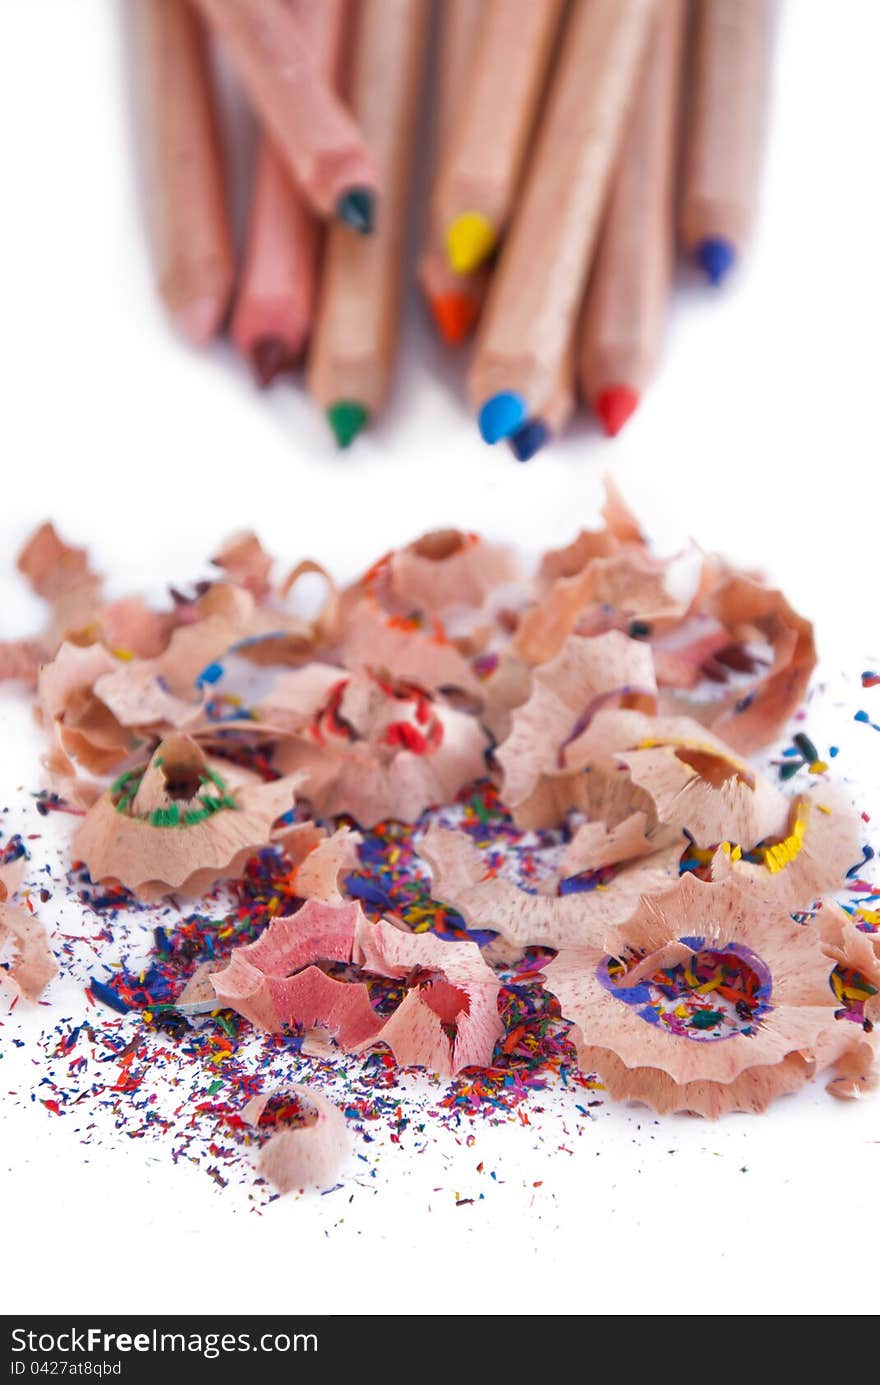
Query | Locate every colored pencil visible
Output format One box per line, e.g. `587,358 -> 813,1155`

230,0 -> 347,386
579,0 -> 686,436
469,0 -> 656,451
417,0 -> 487,346
680,0 -> 773,284
191,0 -> 379,230
509,325 -> 577,462
135,0 -> 234,346
307,0 -> 429,448
433,0 -> 566,277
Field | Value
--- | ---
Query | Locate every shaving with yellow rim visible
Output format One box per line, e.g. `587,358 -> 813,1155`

755,802 -> 809,874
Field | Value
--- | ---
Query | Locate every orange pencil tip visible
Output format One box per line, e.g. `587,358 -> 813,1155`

596,385 -> 640,438
429,292 -> 480,347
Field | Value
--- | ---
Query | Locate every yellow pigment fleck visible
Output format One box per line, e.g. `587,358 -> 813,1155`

758,806 -> 808,874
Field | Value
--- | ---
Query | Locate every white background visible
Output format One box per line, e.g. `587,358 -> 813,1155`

1,0 -> 880,1317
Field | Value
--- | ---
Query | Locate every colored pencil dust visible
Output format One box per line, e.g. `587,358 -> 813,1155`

307,0 -> 429,447
434,0 -> 565,277
580,0 -> 686,435
680,0 -> 773,283
230,0 -> 346,385
469,0 -> 656,448
191,0 -> 378,228
417,0 -> 487,346
134,0 -> 234,346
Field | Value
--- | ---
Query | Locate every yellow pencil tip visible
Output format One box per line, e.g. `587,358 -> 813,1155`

445,212 -> 496,274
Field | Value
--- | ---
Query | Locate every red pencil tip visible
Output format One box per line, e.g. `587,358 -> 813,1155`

250,336 -> 293,388
596,385 -> 640,437
429,292 -> 480,347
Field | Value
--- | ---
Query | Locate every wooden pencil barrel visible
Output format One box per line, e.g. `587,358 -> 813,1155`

191,0 -> 377,219
231,0 -> 347,374
135,0 -> 233,345
434,0 -> 566,244
418,0 -> 488,333
680,0 -> 773,253
308,0 -> 429,418
580,0 -> 686,404
434,0 -> 483,155
469,0 -> 657,417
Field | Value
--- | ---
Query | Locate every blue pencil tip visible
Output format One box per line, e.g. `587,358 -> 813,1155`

478,391 -> 527,444
696,237 -> 736,285
509,418 -> 550,461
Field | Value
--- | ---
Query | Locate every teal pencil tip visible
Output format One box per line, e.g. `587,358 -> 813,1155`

336,187 -> 375,235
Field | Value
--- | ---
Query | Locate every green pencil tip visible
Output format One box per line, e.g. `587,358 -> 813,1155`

336,187 -> 375,235
327,400 -> 369,448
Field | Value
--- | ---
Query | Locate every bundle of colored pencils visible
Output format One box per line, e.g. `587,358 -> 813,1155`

137,0 -> 773,455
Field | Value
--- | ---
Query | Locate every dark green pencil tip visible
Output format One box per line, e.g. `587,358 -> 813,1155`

327,400 -> 369,448
336,186 -> 375,235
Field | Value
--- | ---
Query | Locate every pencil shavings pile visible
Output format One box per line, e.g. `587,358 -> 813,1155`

2,482 -> 877,1193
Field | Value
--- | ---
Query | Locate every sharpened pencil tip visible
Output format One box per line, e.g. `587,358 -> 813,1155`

509,418 -> 550,461
174,296 -> 225,347
445,212 -> 496,275
596,386 -> 640,437
478,391 -> 527,444
696,237 -> 736,285
336,187 -> 375,235
327,400 -> 369,448
428,291 -> 481,346
250,336 -> 292,388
